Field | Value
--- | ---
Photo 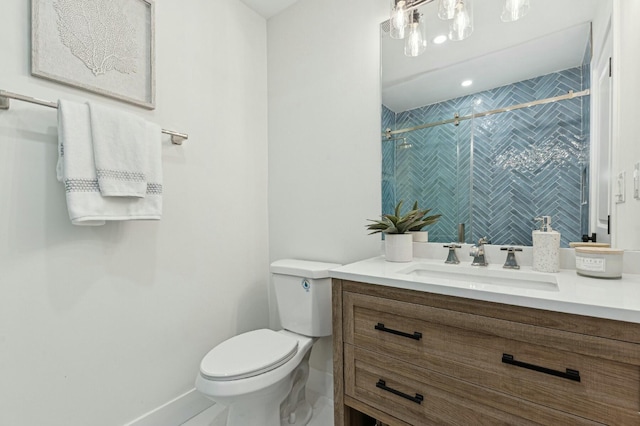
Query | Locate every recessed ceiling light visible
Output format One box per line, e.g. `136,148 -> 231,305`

433,35 -> 447,44
461,80 -> 473,87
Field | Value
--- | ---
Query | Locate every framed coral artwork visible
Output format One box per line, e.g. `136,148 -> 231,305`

32,0 -> 155,109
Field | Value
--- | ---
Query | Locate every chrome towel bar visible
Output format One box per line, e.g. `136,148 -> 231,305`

0,89 -> 188,145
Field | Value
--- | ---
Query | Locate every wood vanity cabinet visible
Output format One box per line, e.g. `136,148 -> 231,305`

332,279 -> 640,426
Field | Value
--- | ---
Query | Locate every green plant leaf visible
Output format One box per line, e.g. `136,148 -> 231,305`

394,200 -> 403,218
366,200 -> 441,235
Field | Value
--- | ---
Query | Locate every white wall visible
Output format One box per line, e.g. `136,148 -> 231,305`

267,0 -> 386,265
612,0 -> 640,250
0,1 -> 269,425
267,0 -> 387,371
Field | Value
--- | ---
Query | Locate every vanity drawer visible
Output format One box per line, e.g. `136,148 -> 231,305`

345,344 -> 602,426
344,291 -> 640,424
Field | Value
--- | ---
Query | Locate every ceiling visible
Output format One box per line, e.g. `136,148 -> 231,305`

382,0 -> 603,112
239,0 -> 299,19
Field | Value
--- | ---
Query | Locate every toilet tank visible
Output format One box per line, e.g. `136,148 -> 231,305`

270,259 -> 341,337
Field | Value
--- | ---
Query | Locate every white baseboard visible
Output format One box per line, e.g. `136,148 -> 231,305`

123,388 -> 215,426
183,404 -> 228,426
124,369 -> 333,426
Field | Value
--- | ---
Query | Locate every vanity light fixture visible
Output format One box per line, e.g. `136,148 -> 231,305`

405,10 -> 427,56
389,0 -> 410,39
389,0 -> 526,56
449,0 -> 473,41
501,0 -> 530,22
438,0 -> 456,20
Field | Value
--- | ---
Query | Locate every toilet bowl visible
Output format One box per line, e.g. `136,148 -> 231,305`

196,329 -> 315,426
195,259 -> 341,426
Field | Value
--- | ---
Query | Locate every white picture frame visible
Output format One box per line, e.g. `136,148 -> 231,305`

32,0 -> 156,109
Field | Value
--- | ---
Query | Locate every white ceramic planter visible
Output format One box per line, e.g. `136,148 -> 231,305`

410,231 -> 429,243
384,233 -> 413,262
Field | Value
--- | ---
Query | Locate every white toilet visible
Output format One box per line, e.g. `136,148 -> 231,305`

195,259 -> 340,426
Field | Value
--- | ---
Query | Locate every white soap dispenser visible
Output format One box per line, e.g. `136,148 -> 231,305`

532,216 -> 561,273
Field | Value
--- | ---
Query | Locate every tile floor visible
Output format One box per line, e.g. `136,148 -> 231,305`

307,394 -> 334,426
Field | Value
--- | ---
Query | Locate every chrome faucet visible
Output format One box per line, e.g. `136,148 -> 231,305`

443,243 -> 461,264
500,246 -> 523,269
470,237 -> 489,266
457,223 -> 465,243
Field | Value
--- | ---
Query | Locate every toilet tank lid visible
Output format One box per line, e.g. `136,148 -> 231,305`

270,259 -> 342,279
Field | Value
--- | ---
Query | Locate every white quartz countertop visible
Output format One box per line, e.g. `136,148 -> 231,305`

329,256 -> 640,324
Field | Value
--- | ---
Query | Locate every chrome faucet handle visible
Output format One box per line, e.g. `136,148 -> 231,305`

500,246 -> 523,269
470,238 -> 489,266
443,243 -> 461,264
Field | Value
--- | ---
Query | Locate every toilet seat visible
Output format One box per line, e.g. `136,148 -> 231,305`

200,329 -> 299,381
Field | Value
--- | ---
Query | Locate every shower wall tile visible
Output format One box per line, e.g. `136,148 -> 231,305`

382,67 -> 590,247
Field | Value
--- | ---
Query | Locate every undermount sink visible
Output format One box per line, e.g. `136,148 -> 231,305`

398,263 -> 559,292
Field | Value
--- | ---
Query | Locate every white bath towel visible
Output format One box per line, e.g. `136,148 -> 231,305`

57,100 -> 163,225
57,100 -> 104,226
88,102 -> 148,197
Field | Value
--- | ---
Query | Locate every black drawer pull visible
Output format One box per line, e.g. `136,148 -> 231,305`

376,379 -> 424,404
375,323 -> 422,340
502,353 -> 581,382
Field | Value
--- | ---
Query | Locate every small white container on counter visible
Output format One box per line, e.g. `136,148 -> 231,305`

575,247 -> 624,279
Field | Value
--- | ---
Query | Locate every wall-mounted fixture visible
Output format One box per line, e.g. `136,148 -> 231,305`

405,10 -> 427,56
0,89 -> 189,145
501,0 -> 530,22
449,0 -> 473,41
389,0 -> 530,57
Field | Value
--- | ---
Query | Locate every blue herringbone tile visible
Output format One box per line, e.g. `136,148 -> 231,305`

382,67 -> 589,246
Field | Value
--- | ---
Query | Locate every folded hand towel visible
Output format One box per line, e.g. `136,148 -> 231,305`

57,99 -> 105,226
57,100 -> 163,225
88,102 -> 148,197
142,121 -> 163,212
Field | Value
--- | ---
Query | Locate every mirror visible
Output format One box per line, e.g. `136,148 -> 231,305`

381,0 -> 611,247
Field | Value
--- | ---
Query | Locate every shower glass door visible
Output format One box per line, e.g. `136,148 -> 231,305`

382,106 -> 472,244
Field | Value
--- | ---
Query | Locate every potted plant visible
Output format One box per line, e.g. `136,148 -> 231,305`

407,201 -> 442,242
366,200 -> 428,262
